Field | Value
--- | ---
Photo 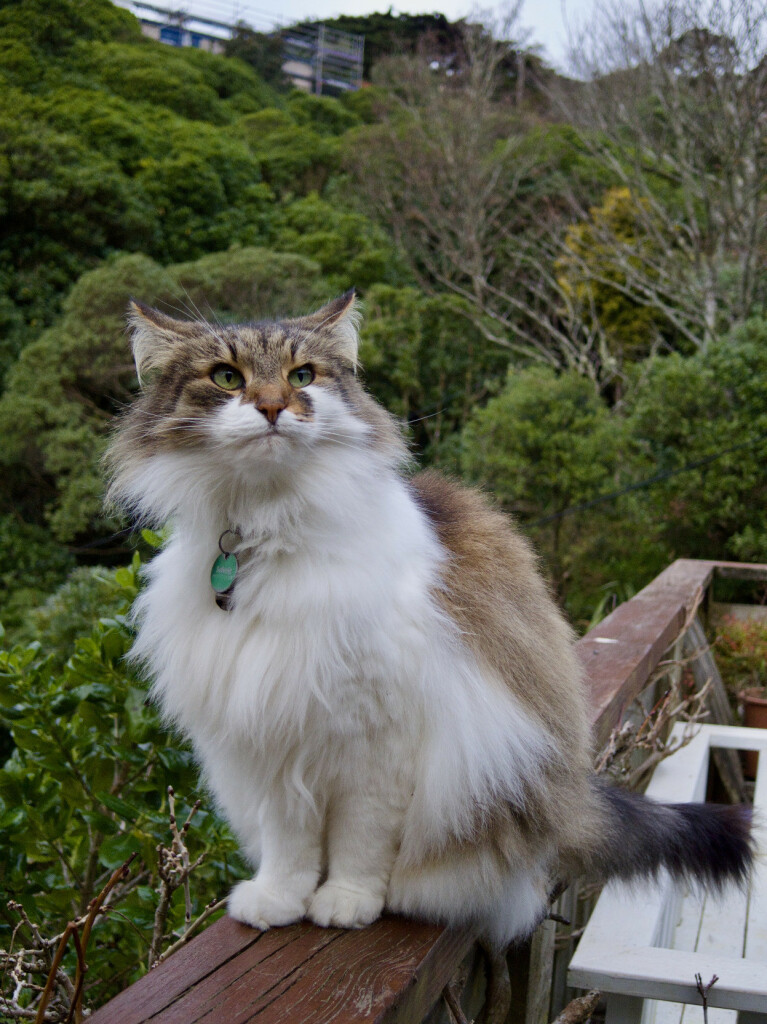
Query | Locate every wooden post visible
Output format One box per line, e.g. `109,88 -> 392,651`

525,920 -> 557,1024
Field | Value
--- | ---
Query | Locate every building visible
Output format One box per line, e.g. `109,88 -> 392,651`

113,1 -> 364,93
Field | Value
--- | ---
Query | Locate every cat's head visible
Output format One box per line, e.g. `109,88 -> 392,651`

105,293 -> 406,524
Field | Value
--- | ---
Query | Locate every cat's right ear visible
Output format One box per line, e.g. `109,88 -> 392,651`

128,300 -> 183,386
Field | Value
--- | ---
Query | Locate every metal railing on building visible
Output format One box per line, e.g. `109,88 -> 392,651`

112,0 -> 364,92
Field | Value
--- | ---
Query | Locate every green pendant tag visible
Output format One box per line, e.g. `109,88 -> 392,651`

211,553 -> 238,594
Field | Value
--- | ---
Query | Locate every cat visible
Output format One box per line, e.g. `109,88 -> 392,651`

105,290 -> 753,950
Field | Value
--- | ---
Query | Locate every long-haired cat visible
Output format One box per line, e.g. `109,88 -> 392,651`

106,291 -> 752,949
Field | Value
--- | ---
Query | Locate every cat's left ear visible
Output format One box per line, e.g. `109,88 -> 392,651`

299,289 -> 360,370
127,300 -> 190,385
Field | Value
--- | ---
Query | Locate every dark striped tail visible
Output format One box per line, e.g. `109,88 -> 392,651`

588,778 -> 754,889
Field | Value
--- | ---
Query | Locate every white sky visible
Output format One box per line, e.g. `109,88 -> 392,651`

131,0 -> 596,72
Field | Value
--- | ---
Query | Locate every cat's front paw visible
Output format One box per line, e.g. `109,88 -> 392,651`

308,881 -> 384,929
229,878 -> 309,930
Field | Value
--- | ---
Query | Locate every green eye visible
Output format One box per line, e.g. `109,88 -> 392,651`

211,365 -> 245,391
287,365 -> 315,388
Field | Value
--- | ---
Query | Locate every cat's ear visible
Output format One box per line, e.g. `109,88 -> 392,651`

300,289 -> 360,369
127,300 -> 187,385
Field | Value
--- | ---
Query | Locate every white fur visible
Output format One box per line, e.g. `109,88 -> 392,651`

126,385 -> 555,943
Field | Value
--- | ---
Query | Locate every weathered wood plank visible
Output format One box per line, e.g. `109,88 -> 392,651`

712,563 -> 767,582
88,917 -> 472,1024
87,916 -> 268,1024
743,742 -> 767,965
144,921 -> 343,1024
574,946 -> 767,1014
524,919 -> 557,1024
578,559 -> 716,745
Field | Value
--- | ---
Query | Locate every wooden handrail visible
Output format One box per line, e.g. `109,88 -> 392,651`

87,558 -> 767,1024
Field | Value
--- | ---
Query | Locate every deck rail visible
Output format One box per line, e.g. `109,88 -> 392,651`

88,558 -> 767,1024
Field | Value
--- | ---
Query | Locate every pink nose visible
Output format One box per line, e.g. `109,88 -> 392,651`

256,398 -> 286,424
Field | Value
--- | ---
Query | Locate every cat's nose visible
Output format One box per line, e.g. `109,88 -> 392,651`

256,396 -> 286,424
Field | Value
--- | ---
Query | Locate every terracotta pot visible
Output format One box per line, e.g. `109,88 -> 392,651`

739,688 -> 767,778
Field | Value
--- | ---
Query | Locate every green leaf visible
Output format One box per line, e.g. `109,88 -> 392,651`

97,792 -> 142,821
140,529 -> 164,549
99,832 -> 141,870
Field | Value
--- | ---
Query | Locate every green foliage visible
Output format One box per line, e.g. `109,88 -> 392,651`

0,0 -> 140,62
75,41 -> 223,122
359,286 -> 509,458
73,39 -> 276,123
0,556 -> 245,1012
557,187 -> 674,363
241,116 -> 340,197
0,10 -> 279,363
0,517 -> 74,640
456,362 -> 670,627
269,195 -> 404,293
458,319 -> 767,621
286,92 -> 362,135
624,317 -> 767,563
461,365 -> 619,521
224,26 -> 289,91
17,566 -> 131,661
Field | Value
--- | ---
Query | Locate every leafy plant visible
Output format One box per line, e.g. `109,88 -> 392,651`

0,554 -> 246,1016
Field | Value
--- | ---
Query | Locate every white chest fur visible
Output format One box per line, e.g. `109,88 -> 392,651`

130,453 -> 553,870
133,466 -> 441,739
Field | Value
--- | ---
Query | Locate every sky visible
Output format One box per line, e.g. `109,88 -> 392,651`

129,0 -> 596,72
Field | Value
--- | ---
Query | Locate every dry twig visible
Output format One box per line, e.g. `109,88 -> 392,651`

595,624 -> 714,787
147,787 -> 205,969
695,973 -> 718,1024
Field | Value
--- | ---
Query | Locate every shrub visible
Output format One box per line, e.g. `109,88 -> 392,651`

0,554 -> 246,1015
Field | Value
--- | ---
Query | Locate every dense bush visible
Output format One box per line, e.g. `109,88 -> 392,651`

360,286 -> 509,458
0,554 -> 245,1014
0,3 -> 281,366
460,365 -> 626,605
624,317 -> 767,564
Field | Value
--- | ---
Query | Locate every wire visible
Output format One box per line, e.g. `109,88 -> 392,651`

526,430 -> 767,527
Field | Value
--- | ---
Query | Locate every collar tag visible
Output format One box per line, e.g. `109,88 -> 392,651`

211,530 -> 240,610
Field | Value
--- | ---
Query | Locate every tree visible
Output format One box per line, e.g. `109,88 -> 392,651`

624,315 -> 767,563
563,0 -> 767,350
460,366 -> 622,590
345,17 -> 615,380
556,186 -> 680,371
268,193 -> 406,293
359,285 -> 509,458
224,24 -> 289,91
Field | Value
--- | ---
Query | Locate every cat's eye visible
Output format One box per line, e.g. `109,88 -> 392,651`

211,365 -> 245,391
287,365 -> 315,388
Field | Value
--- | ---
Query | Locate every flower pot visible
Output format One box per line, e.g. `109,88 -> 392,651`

739,688 -> 767,778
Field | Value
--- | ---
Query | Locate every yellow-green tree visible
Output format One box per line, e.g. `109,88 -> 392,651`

557,187 -> 681,370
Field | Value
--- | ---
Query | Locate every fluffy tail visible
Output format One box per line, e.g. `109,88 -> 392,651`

586,778 -> 754,889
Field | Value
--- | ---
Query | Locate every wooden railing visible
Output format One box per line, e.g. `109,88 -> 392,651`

88,559 -> 767,1024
